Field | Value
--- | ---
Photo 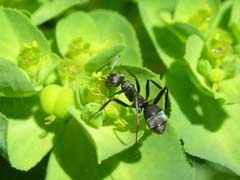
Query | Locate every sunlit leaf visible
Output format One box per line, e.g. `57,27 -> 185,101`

0,59 -> 35,97
89,10 -> 142,66
0,8 -> 57,95
56,10 -> 141,69
0,7 -> 50,61
229,0 -> 240,43
31,0 -> 89,25
100,127 -> 194,180
56,11 -> 98,56
45,152 -> 71,180
0,97 -> 54,170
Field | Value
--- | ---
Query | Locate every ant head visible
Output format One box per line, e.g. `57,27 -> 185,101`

106,73 -> 124,87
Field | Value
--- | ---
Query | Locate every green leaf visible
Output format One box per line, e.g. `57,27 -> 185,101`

100,128 -> 194,180
218,75 -> 240,104
184,35 -> 240,103
56,10 -> 142,67
0,97 -> 54,170
0,113 -> 8,158
37,53 -> 62,84
174,0 -> 219,22
229,0 -> 240,43
137,0 -> 178,67
31,0 -> 89,25
0,8 -> 56,91
56,11 -> 98,56
184,35 -> 204,63
0,7 -> 50,61
0,0 -> 39,13
0,59 -> 35,97
85,33 -> 125,72
205,0 -> 232,38
69,106 -> 138,163
184,35 -> 219,97
89,10 -> 142,66
51,118 -> 99,180
191,157 -> 240,180
137,0 -> 232,69
45,152 -> 73,180
137,0 -> 203,68
166,62 -> 240,176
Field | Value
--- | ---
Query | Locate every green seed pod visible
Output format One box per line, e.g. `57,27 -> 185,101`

208,68 -> 225,83
40,84 -> 75,118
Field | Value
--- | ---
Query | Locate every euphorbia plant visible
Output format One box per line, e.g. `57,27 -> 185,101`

138,0 -> 240,177
0,7 -> 194,180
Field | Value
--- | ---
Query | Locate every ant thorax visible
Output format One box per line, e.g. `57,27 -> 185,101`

121,80 -> 136,102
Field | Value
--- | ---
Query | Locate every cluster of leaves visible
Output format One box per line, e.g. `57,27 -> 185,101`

139,0 -> 240,104
138,0 -> 240,178
0,0 -> 240,180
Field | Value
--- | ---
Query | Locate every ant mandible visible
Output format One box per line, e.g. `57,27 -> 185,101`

89,58 -> 169,143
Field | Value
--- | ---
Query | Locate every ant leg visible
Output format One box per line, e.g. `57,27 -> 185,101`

153,87 -> 168,105
164,88 -> 170,116
113,98 -> 133,108
145,79 -> 162,100
123,67 -> 141,93
149,79 -> 163,89
88,96 -> 132,120
134,95 -> 140,144
145,79 -> 150,100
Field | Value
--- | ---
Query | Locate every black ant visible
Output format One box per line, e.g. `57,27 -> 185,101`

89,58 -> 169,142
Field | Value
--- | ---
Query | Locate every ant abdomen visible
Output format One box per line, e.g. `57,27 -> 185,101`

143,104 -> 167,134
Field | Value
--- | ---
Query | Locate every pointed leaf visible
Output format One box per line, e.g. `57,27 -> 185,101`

100,127 -> 194,180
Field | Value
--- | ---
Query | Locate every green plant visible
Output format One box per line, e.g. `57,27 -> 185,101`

0,0 -> 240,180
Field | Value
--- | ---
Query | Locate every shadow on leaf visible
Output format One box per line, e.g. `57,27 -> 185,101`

0,96 -> 37,119
153,26 -> 185,61
53,118 -> 100,180
166,62 -> 228,131
99,134 -> 144,179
